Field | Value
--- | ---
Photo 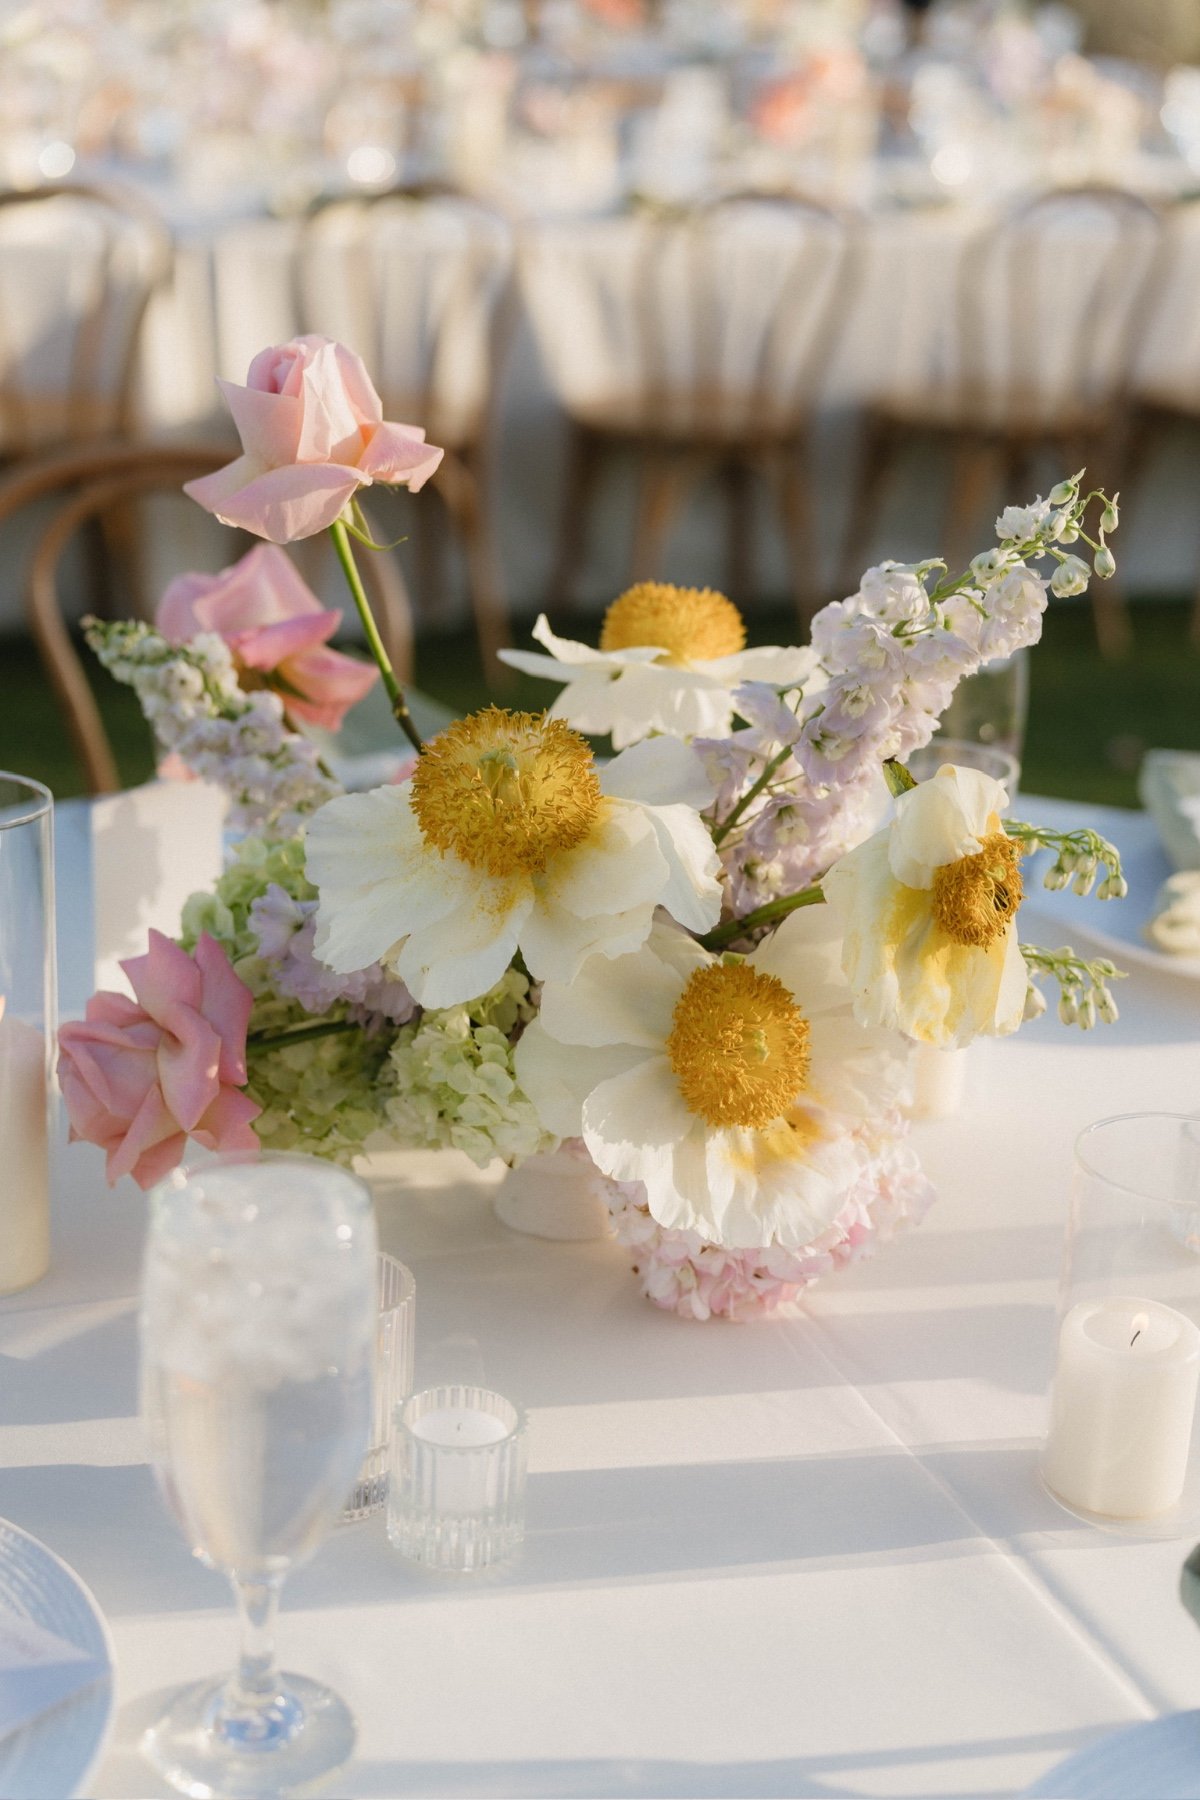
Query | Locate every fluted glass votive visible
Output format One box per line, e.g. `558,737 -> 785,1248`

387,1385 -> 527,1572
344,1253 -> 415,1521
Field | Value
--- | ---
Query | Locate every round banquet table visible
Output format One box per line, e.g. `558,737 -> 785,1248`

3,794 -> 1200,1799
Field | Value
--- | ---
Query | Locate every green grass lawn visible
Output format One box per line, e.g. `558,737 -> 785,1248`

2,597 -> 1198,806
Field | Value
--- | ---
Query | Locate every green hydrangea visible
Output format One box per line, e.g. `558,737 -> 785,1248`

385,970 -> 554,1168
181,832 -> 390,1162
179,833 -> 313,981
247,1019 -> 393,1164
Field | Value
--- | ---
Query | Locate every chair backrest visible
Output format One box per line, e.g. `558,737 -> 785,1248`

520,193 -> 860,440
949,186 -> 1164,431
1130,194 -> 1200,410
0,184 -> 172,456
294,185 -> 516,451
0,441 -> 412,794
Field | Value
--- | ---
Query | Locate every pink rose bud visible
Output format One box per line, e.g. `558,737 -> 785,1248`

58,931 -> 261,1190
184,335 -> 444,543
159,543 -> 378,732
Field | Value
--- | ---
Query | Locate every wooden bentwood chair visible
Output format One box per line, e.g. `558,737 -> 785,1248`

0,441 -> 414,794
839,186 -> 1164,659
522,192 -> 862,628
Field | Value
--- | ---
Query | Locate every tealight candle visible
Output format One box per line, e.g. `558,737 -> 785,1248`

1042,1296 -> 1200,1519
410,1407 -> 510,1451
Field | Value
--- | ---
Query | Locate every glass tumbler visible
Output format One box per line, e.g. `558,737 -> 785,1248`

1041,1114 -> 1200,1537
344,1253 -> 416,1521
904,736 -> 1020,804
936,647 -> 1030,759
388,1385 -> 527,1572
0,774 -> 54,1294
140,1152 -> 378,1798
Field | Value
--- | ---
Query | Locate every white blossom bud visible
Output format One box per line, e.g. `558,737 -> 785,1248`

1093,546 -> 1116,580
1055,520 -> 1081,545
1105,874 -> 1128,900
1096,986 -> 1120,1023
1048,478 -> 1078,506
1100,498 -> 1119,533
1072,863 -> 1097,896
1051,556 -> 1090,598
1058,991 -> 1079,1025
1078,990 -> 1096,1029
970,549 -> 1005,581
1023,982 -> 1048,1021
1043,864 -> 1071,891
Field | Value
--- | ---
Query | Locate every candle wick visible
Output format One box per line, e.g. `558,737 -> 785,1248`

1131,1328 -> 1142,1346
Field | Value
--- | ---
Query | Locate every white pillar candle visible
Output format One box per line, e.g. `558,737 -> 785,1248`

1042,1296 -> 1200,1519
908,1045 -> 968,1120
409,1405 -> 511,1515
0,1002 -> 49,1295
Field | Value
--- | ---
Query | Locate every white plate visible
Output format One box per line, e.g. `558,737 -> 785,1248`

0,1520 -> 114,1800
1017,797 -> 1200,985
1024,1710 -> 1200,1798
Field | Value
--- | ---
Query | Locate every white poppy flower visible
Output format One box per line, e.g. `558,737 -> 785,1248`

498,585 -> 817,748
822,764 -> 1027,1049
515,906 -> 909,1250
305,709 -> 722,1009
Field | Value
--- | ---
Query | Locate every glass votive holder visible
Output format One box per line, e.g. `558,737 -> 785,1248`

0,774 -> 54,1296
1041,1114 -> 1200,1537
904,736 -> 1020,804
343,1253 -> 415,1522
387,1385 -> 527,1572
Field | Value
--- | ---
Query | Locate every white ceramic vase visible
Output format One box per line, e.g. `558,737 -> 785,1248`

493,1146 -> 613,1241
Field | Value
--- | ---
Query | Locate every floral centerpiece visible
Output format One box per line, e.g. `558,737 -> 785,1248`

60,335 -> 1128,1320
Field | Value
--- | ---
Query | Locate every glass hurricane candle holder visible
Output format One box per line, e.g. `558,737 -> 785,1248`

344,1253 -> 415,1522
1041,1114 -> 1200,1537
387,1385 -> 527,1573
0,775 -> 55,1295
904,736 -> 1021,803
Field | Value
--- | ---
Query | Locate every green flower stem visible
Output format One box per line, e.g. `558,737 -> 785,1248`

329,517 -> 423,755
700,884 -> 825,951
712,745 -> 794,846
248,1019 -> 362,1053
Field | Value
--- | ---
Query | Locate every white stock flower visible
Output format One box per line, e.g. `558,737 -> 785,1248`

497,588 -> 816,748
995,499 -> 1052,542
515,908 -> 908,1251
306,711 -> 722,1009
822,764 -> 1028,1049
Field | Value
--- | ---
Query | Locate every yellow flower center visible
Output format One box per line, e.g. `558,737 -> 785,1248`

931,831 -> 1024,949
666,961 -> 811,1130
410,707 -> 601,877
600,582 -> 746,666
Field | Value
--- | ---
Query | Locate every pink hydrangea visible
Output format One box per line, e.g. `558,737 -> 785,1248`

593,1118 -> 935,1321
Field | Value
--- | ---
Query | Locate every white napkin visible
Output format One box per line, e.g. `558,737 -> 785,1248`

91,778 -> 227,996
0,1612 -> 104,1745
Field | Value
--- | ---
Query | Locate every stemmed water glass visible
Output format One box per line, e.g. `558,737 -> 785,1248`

139,1152 -> 378,1798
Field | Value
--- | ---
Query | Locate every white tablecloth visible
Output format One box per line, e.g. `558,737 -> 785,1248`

3,797 -> 1200,1798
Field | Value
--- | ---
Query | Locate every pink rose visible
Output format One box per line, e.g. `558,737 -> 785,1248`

58,931 -> 261,1190
183,335 -> 444,543
159,544 -> 378,732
